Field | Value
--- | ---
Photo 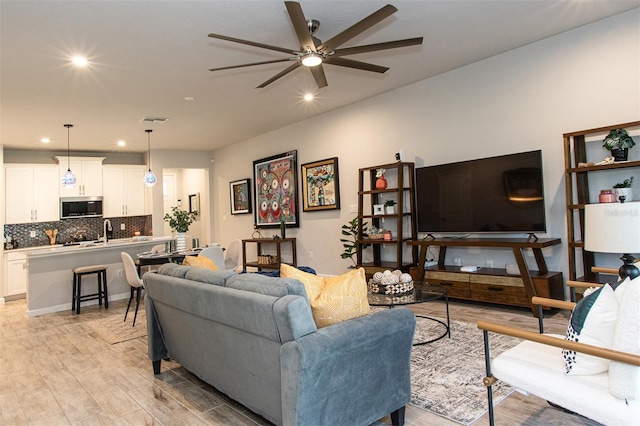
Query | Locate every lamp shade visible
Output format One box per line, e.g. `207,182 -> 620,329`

584,203 -> 640,254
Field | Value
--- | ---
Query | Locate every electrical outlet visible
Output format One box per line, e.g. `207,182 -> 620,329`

120,223 -> 125,230
30,230 -> 36,238
117,269 -> 123,278
349,204 -> 358,213
486,259 -> 494,268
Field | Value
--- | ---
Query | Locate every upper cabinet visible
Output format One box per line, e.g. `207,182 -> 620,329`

56,156 -> 105,197
5,164 -> 60,224
102,165 -> 148,217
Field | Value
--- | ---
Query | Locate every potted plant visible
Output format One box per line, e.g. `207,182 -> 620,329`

384,199 -> 397,214
340,218 -> 369,268
613,176 -> 634,202
164,206 -> 198,251
603,128 -> 635,162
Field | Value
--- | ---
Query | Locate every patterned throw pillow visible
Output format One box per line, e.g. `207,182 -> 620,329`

563,283 -> 619,375
280,264 -> 370,328
182,255 -> 219,270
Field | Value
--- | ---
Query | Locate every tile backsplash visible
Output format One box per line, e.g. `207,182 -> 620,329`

4,215 -> 152,249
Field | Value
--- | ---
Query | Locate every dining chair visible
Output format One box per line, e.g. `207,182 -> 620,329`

198,245 -> 225,270
224,239 -> 243,272
121,252 -> 144,327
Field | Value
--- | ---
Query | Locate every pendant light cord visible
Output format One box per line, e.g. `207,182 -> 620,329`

146,129 -> 152,171
64,124 -> 73,171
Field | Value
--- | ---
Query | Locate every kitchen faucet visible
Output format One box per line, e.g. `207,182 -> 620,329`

103,219 -> 112,244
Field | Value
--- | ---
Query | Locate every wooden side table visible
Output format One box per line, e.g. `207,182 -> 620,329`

242,238 -> 297,271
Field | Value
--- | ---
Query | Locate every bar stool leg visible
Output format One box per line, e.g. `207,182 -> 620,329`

71,273 -> 77,312
103,270 -> 109,309
76,275 -> 82,314
97,272 -> 103,307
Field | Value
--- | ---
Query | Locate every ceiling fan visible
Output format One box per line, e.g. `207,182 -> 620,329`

208,1 -> 423,89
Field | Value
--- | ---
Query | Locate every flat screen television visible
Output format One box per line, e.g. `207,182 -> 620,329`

416,150 -> 546,234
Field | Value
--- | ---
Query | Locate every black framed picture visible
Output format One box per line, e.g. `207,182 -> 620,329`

230,178 -> 252,215
301,157 -> 340,212
253,150 -> 299,228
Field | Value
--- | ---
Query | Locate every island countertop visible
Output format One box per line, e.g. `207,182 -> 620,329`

25,237 -> 174,317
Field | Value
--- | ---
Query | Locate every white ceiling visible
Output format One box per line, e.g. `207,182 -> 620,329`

2,0 -> 638,154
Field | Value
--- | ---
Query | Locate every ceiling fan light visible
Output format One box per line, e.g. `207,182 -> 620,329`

301,53 -> 322,67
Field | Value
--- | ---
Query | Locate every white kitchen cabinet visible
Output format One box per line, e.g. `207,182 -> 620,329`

5,164 -> 60,223
102,165 -> 147,217
5,251 -> 28,297
56,156 -> 105,197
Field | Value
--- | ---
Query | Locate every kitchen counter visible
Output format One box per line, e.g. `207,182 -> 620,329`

23,236 -> 173,316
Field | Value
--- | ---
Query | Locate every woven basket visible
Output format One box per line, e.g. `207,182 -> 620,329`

257,255 -> 276,265
368,233 -> 384,240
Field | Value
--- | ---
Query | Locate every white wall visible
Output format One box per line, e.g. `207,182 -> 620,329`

211,9 -> 639,278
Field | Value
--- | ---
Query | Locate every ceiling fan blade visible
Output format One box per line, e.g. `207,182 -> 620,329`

324,57 -> 389,73
332,37 -> 423,57
208,33 -> 297,55
310,65 -> 328,88
318,4 -> 397,52
257,62 -> 302,88
209,58 -> 296,72
285,1 -> 317,52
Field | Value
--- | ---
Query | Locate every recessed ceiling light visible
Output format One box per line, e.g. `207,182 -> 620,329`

185,96 -> 195,101
117,140 -> 126,147
303,93 -> 314,101
41,138 -> 50,144
71,55 -> 88,67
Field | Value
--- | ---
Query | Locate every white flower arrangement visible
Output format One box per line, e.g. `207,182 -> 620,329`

376,168 -> 386,178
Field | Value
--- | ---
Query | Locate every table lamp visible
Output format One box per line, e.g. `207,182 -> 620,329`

584,202 -> 640,280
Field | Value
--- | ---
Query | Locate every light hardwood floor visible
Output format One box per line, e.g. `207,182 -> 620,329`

0,297 -> 600,425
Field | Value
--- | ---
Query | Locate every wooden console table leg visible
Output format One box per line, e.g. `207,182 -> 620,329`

417,245 -> 428,281
512,247 -> 539,318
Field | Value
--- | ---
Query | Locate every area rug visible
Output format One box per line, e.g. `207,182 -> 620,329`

87,310 -> 147,344
410,317 -> 520,425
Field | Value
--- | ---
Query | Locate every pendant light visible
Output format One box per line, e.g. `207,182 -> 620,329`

61,124 -> 76,187
143,129 -> 157,187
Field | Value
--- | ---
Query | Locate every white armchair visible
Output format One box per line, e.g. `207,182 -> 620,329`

478,280 -> 640,425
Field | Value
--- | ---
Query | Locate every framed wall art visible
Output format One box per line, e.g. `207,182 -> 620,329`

230,178 -> 252,215
189,193 -> 200,214
301,157 -> 340,212
253,150 -> 299,228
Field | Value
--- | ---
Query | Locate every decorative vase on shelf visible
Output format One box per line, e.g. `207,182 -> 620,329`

614,187 -> 632,203
376,176 -> 387,190
176,232 -> 187,252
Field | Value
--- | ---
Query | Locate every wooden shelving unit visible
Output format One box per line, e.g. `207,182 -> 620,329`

356,162 -> 417,277
564,120 -> 640,283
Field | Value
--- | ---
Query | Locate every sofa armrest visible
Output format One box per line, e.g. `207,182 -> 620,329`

281,308 -> 416,426
477,321 -> 640,366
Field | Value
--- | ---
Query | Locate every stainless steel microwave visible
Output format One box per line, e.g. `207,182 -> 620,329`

60,196 -> 103,219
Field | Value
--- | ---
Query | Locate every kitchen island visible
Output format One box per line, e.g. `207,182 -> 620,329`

24,237 -> 172,316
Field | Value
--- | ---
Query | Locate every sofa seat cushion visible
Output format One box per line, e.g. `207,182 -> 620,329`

226,272 -> 308,298
280,264 -> 370,328
493,335 -> 639,425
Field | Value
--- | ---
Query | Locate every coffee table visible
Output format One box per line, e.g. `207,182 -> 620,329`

368,282 -> 450,345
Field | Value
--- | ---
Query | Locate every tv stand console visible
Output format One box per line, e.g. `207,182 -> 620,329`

408,238 -> 563,317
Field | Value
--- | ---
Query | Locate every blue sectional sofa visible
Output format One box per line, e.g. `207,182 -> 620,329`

144,264 -> 416,426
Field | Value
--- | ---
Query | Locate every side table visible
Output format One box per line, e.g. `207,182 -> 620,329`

368,282 -> 450,345
242,238 -> 297,271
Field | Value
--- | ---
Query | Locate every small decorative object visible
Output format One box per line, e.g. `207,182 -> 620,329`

373,204 -> 384,215
45,229 -> 58,245
301,157 -> 340,212
340,218 -> 369,267
375,168 -> 387,190
368,226 -> 384,239
280,219 -> 286,238
599,189 -> 616,203
384,199 -> 397,214
383,230 -> 392,241
613,176 -> 634,202
368,269 -> 414,295
603,128 -> 635,162
257,254 -> 276,265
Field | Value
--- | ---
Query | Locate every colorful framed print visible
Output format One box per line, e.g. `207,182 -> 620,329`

301,157 -> 340,212
253,150 -> 299,228
230,178 -> 252,215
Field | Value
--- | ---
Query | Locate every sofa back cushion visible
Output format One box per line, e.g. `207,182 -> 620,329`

156,262 -> 234,286
226,273 -> 308,298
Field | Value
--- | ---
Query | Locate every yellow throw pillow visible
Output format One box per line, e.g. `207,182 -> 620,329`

281,264 -> 370,328
182,255 -> 219,270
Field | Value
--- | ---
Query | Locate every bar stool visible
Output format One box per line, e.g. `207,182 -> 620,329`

72,264 -> 108,314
